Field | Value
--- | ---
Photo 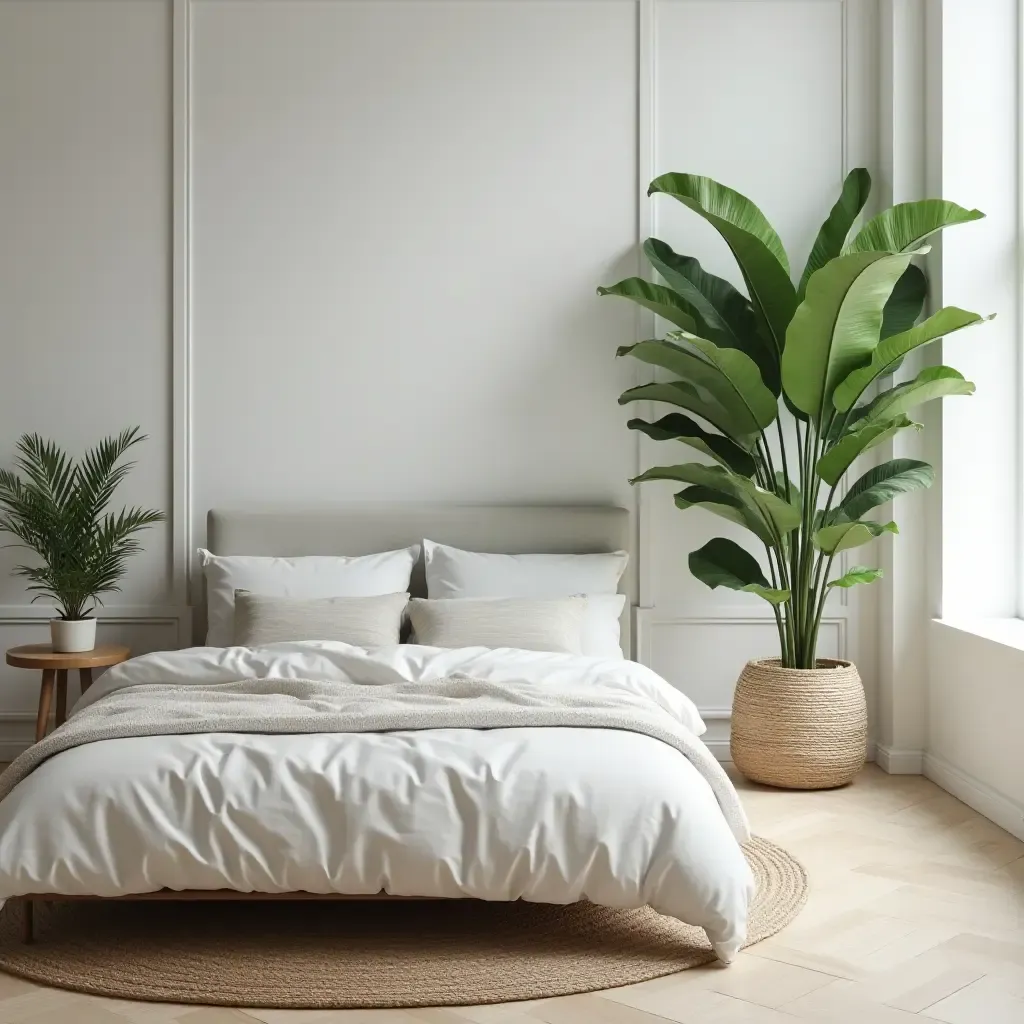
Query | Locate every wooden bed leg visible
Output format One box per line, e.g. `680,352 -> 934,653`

21,898 -> 33,944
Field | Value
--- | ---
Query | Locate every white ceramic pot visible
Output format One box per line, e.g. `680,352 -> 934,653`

50,618 -> 97,653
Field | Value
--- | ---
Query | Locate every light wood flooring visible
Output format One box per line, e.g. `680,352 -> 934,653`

0,765 -> 1021,1024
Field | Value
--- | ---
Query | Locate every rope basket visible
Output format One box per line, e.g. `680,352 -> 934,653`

730,657 -> 867,790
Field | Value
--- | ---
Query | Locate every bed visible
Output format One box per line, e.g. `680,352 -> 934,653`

0,505 -> 754,963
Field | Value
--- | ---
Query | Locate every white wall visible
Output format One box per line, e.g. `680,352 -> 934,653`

190,0 -> 638,517
641,0 -> 880,757
0,0 -> 883,761
0,0 -> 180,751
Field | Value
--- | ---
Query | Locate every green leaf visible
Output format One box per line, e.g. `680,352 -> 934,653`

846,199 -> 985,254
597,278 -> 697,331
782,251 -> 914,423
816,416 -> 920,486
775,470 -> 800,506
837,459 -> 935,520
815,519 -> 898,555
618,382 -> 757,447
667,332 -> 779,426
642,239 -> 780,394
647,173 -> 797,358
678,334 -> 777,427
619,337 -> 777,433
642,239 -> 736,335
798,168 -> 872,298
861,366 -> 976,425
674,486 -> 774,546
688,537 -> 790,605
831,307 -> 990,412
826,566 -> 883,589
631,463 -> 801,538
880,264 -> 928,341
626,414 -> 757,477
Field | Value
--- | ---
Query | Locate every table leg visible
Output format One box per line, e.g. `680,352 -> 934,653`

21,898 -> 33,944
55,669 -> 67,727
35,670 -> 55,742
79,666 -> 93,693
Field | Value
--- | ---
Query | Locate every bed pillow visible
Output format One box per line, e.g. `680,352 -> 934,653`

422,541 -> 628,658
408,596 -> 586,654
199,546 -> 419,647
233,590 -> 410,647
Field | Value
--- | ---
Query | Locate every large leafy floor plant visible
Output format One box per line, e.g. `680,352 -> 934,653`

601,170 -> 989,669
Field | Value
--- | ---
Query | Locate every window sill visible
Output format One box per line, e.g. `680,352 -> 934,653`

932,616 -> 1024,652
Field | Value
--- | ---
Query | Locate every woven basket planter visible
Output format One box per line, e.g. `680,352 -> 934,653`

730,657 -> 867,790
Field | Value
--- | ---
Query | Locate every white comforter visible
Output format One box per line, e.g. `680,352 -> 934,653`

0,642 -> 754,960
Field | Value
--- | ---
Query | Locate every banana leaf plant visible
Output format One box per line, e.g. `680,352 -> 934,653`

600,170 -> 990,668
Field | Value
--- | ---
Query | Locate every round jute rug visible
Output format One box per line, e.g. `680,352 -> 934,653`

0,837 -> 806,1009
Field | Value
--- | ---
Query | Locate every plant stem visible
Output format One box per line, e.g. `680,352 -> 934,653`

774,418 -> 790,499
780,418 -> 805,666
803,479 -> 841,657
783,587 -> 796,665
759,431 -> 778,488
763,516 -> 794,665
765,546 -> 789,664
808,553 -> 836,661
754,445 -> 771,492
805,428 -> 829,665
796,412 -> 845,666
794,416 -> 805,482
791,419 -> 815,666
757,436 -> 797,662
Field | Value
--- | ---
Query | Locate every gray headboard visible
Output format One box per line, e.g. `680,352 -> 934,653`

202,505 -> 635,653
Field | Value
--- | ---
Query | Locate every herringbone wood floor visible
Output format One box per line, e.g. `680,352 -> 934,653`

0,765 -> 1021,1023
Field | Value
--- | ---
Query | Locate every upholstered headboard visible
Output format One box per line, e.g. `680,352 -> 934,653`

202,505 -> 635,654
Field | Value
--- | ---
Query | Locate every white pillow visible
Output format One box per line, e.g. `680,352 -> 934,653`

408,596 -> 586,654
199,547 -> 419,647
422,541 -> 628,658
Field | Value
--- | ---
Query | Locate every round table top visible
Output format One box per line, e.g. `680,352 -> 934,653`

5,644 -> 131,670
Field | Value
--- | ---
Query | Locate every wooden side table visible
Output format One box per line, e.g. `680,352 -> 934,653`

5,644 -> 131,741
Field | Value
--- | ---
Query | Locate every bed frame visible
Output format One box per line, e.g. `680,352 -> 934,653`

16,504 -> 634,942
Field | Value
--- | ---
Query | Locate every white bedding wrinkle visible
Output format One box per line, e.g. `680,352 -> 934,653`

0,643 -> 754,962
74,643 -> 709,736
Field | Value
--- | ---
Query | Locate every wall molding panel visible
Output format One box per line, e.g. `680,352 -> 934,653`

173,0 -> 195,609
0,0 -> 186,723
634,0 -> 878,751
0,0 -> 884,758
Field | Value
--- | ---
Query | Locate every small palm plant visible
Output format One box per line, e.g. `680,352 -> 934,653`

0,427 -> 165,621
600,170 -> 990,670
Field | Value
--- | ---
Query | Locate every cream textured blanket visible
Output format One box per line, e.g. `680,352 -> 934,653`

0,675 -> 749,841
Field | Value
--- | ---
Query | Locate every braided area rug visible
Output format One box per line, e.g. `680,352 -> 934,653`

0,837 -> 806,1009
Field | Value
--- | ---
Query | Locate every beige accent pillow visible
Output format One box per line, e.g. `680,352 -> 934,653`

233,591 -> 409,647
407,596 -> 586,654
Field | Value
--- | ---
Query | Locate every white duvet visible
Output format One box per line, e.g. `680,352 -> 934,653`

0,643 -> 754,961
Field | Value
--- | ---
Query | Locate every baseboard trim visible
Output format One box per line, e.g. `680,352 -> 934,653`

0,741 -> 27,762
0,713 -> 38,762
924,753 -> 1024,841
704,739 -> 731,763
876,745 -> 924,774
